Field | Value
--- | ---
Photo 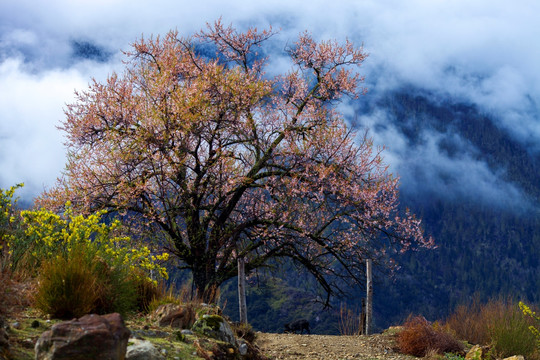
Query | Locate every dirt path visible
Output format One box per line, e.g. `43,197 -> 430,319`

255,332 -> 417,360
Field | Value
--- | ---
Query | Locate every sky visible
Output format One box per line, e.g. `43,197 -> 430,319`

1,0 -> 539,206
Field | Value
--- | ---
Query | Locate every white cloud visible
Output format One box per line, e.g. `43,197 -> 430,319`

0,58 -> 110,198
1,0 -> 539,203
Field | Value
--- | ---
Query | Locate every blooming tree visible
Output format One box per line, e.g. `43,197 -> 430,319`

39,21 -> 433,304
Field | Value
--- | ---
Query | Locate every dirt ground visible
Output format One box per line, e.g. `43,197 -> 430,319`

255,332 -> 418,360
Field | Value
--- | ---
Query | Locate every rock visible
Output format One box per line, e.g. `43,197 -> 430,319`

126,338 -> 165,360
465,345 -> 491,360
131,329 -> 170,339
195,304 -> 222,318
181,329 -> 193,335
192,314 -> 237,345
503,356 -> 525,360
152,303 -> 196,329
383,326 -> 404,335
238,341 -> 248,355
21,338 -> 35,349
35,313 -> 131,360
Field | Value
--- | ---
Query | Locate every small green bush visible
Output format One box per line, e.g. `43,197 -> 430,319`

34,243 -> 136,319
488,301 -> 538,359
232,321 -> 257,343
34,246 -> 99,318
131,271 -> 162,313
90,256 -> 137,316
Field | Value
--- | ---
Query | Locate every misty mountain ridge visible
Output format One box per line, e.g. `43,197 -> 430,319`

357,87 -> 540,214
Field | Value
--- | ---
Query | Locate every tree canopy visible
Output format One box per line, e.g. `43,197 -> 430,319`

39,20 -> 433,304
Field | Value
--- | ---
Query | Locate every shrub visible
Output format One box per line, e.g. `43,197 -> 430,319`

339,302 -> 363,335
34,243 -> 137,319
131,271 -> 162,313
0,184 -> 26,274
520,302 -> 540,350
91,257 -> 137,317
147,282 -> 187,313
18,205 -> 169,279
147,281 -> 209,314
488,300 -> 538,359
34,247 -> 100,318
445,297 -> 489,345
232,321 -> 257,343
8,203 -> 171,319
446,297 -> 539,360
397,315 -> 464,357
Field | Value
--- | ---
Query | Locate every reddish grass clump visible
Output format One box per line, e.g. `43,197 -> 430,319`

397,315 -> 464,357
0,271 -> 35,318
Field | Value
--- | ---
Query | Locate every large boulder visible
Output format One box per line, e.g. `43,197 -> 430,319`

151,303 -> 195,329
192,315 -> 237,345
125,338 -> 165,360
35,313 -> 131,360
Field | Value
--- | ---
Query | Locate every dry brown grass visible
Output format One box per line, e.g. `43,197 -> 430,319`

445,296 -> 490,345
397,315 -> 464,357
338,303 -> 363,335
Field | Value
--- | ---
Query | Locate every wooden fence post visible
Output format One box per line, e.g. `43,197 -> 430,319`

365,259 -> 373,335
238,256 -> 248,324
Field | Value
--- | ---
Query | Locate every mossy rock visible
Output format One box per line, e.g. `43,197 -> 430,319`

465,345 -> 493,360
195,304 -> 222,319
192,315 -> 237,345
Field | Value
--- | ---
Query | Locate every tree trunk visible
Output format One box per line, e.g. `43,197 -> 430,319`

238,257 -> 248,324
192,264 -> 219,304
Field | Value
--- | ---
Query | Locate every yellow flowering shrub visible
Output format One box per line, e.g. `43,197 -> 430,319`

2,186 -> 168,316
19,203 -> 169,282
